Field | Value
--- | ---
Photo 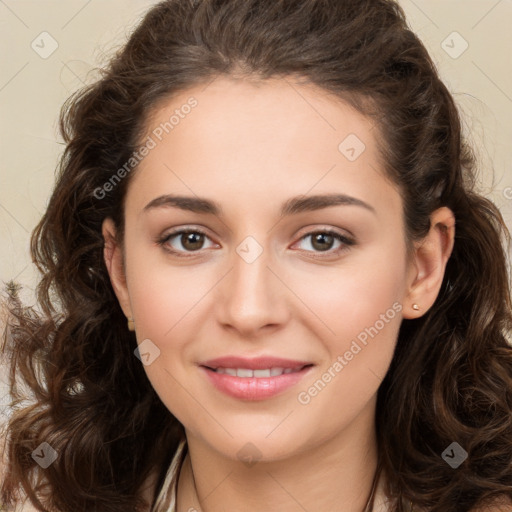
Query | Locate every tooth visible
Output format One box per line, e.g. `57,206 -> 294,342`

214,367 -> 302,377
237,368 -> 253,377
253,369 -> 271,377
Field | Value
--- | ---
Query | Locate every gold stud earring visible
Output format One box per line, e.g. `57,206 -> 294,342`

412,304 -> 420,311
127,318 -> 135,331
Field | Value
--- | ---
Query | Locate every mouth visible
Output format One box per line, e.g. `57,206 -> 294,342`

199,363 -> 315,401
202,364 -> 314,377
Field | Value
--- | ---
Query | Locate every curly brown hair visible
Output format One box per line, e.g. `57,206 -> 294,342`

1,0 -> 512,511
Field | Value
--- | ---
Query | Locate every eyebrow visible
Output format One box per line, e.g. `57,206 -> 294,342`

142,193 -> 376,217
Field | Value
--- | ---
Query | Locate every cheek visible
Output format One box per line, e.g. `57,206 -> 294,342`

125,259 -> 207,417
124,248 -> 216,401
290,277 -> 403,439
289,241 -> 406,401
287,239 -> 406,342
125,235 -> 213,338
295,269 -> 402,391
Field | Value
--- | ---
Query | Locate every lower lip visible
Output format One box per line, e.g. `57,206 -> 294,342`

200,365 -> 314,401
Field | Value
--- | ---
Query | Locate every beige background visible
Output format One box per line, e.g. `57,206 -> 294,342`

0,0 -> 511,494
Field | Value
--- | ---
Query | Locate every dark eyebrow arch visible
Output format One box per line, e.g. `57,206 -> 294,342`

142,193 -> 376,216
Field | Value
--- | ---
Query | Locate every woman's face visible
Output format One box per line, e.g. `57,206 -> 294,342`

104,76 -> 419,461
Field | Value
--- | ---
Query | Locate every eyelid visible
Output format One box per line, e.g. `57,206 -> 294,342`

294,224 -> 355,241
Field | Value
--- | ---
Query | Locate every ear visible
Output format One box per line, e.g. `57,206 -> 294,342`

102,217 -> 133,320
402,206 -> 456,319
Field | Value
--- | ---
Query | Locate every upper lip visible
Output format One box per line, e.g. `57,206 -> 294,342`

199,356 -> 314,370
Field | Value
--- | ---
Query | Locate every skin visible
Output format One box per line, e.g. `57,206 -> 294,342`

102,76 -> 455,512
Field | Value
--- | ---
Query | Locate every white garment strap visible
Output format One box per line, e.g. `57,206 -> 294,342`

152,437 -> 188,512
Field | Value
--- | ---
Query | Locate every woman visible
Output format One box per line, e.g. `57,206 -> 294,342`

1,0 -> 511,511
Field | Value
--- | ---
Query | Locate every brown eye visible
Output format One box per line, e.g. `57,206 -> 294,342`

179,231 -> 206,251
294,229 -> 355,258
310,232 -> 336,252
157,228 -> 216,257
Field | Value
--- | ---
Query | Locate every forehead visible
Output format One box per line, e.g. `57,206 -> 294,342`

126,76 -> 401,222
140,76 -> 375,163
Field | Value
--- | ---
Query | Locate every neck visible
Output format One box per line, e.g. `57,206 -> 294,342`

176,396 -> 383,512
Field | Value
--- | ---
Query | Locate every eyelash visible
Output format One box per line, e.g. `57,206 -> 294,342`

156,227 -> 355,259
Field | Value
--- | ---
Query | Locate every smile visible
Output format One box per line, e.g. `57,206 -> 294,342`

200,364 -> 314,400
210,365 -> 308,377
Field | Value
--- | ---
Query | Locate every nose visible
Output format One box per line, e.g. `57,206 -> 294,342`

216,237 -> 290,338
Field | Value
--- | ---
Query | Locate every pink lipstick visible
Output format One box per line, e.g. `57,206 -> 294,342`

198,356 -> 314,400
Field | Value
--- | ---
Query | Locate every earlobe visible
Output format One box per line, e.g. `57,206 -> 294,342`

403,207 -> 456,319
102,217 -> 133,320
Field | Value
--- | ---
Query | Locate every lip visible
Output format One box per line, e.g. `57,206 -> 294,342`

198,357 -> 315,401
199,356 -> 313,370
